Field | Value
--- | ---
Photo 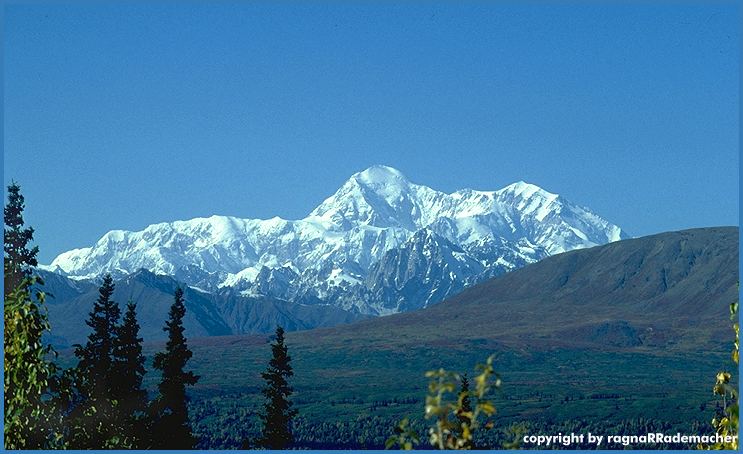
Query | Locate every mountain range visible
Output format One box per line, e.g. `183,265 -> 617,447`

42,165 -> 627,316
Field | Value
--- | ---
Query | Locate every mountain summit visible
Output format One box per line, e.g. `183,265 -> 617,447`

309,165 -> 423,229
45,166 -> 628,314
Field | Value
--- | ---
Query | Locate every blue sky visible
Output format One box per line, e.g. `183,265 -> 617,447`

4,1 -> 739,263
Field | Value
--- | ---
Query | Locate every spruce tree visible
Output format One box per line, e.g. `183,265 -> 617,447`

71,274 -> 123,448
111,301 -> 149,448
259,326 -> 298,449
4,181 -> 39,295
3,182 -> 58,449
151,287 -> 199,449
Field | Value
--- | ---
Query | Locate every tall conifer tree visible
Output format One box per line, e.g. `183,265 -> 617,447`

151,287 -> 199,449
112,301 -> 149,448
259,326 -> 298,449
71,274 -> 122,448
4,181 -> 39,294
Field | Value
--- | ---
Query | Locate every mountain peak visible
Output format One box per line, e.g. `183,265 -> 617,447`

498,180 -> 556,199
352,165 -> 409,186
308,165 -> 419,228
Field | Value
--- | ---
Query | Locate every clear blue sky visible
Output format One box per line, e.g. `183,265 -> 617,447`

4,1 -> 739,263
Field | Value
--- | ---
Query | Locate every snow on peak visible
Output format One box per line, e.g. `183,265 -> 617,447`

308,165 -> 420,228
350,165 -> 413,208
46,167 -> 628,299
353,165 -> 409,186
497,180 -> 556,199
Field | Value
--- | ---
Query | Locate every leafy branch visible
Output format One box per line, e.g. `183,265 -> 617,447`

387,355 -> 501,450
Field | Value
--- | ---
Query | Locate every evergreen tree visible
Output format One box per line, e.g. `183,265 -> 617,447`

3,183 -> 59,449
70,274 -> 123,448
259,326 -> 298,449
151,287 -> 199,449
4,181 -> 39,295
111,301 -> 149,448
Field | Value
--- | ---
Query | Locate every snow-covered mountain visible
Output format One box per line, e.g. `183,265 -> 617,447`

45,165 -> 628,314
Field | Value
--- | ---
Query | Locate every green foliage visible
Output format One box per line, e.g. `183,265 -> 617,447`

3,272 -> 60,449
500,421 -> 527,449
700,298 -> 739,450
386,417 -> 419,450
387,355 -> 500,450
151,287 -> 200,449
259,326 -> 298,449
456,373 -> 473,448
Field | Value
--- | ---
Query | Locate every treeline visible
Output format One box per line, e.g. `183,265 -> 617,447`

3,182 -> 297,450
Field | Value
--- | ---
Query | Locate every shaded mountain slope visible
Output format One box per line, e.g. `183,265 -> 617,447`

42,269 -> 363,347
281,226 -> 739,352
